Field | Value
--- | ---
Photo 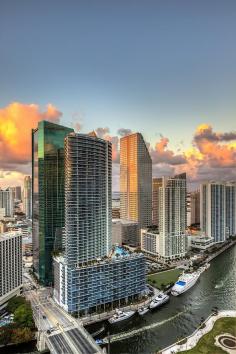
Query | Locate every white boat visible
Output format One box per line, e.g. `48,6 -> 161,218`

108,309 -> 135,324
138,306 -> 149,316
149,293 -> 170,309
171,272 -> 200,296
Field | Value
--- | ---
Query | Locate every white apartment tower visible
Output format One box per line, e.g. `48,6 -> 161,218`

201,181 -> 236,242
23,176 -> 32,219
158,173 -> 187,260
226,182 -> 236,237
200,182 -> 226,242
0,232 -> 23,309
0,188 -> 14,217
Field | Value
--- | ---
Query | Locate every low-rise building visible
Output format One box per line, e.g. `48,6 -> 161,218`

190,235 -> 214,250
54,250 -> 146,316
112,219 -> 139,246
141,229 -> 159,256
0,232 -> 23,310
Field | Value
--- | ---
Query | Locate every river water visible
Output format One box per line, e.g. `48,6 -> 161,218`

108,245 -> 236,354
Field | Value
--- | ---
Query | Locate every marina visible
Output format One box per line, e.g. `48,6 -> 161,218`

88,244 -> 236,354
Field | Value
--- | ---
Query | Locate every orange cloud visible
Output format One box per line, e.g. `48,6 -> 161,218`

192,123 -> 236,168
0,102 -> 62,169
150,136 -> 186,165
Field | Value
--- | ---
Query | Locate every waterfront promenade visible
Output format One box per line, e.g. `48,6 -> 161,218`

81,287 -> 160,325
161,310 -> 236,353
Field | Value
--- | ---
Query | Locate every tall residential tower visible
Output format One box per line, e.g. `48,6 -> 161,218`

158,173 -> 187,260
23,176 -> 32,219
32,120 -> 73,285
152,177 -> 162,227
201,181 -> 236,242
54,132 -> 146,315
120,133 -> 152,232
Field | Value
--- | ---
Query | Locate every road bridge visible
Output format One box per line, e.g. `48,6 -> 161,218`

25,288 -> 103,354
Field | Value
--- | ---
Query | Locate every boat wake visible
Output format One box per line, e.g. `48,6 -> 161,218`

215,281 -> 224,289
105,310 -> 185,343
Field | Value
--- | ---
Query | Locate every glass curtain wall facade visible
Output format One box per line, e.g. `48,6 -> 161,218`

226,183 -> 236,237
54,133 -> 146,314
32,121 -> 73,285
120,133 -> 152,231
200,182 -> 227,243
152,177 -> 162,227
23,176 -> 32,219
64,133 -> 112,266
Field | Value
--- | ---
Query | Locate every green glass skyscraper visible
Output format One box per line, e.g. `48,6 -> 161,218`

32,120 -> 73,285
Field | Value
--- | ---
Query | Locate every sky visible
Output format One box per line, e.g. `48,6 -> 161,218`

0,0 -> 236,190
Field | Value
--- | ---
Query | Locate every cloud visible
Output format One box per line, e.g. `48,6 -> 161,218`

1,104 -> 235,191
117,128 -> 132,137
191,124 -> 236,169
0,170 -> 25,188
95,127 -> 120,162
150,136 -> 186,165
73,122 -> 82,132
0,102 -> 62,170
194,123 -> 236,143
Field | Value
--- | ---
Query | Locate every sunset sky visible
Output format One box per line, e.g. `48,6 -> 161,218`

0,0 -> 236,190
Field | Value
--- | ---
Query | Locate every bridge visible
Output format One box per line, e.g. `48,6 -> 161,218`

25,287 -> 103,354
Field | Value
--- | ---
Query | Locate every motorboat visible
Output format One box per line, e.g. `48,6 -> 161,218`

138,306 -> 149,316
149,292 -> 170,309
108,309 -> 136,324
171,272 -> 200,296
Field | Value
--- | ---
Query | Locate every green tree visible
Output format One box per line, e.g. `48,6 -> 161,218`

14,304 -> 34,328
7,296 -> 26,313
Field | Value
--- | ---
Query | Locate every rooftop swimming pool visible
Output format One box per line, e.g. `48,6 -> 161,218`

113,246 -> 129,257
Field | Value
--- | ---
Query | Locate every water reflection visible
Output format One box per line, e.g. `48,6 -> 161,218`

110,245 -> 236,354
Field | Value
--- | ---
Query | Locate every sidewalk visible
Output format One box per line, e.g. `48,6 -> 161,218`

161,310 -> 236,354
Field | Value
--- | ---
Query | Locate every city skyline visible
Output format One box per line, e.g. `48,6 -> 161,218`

0,0 -> 236,190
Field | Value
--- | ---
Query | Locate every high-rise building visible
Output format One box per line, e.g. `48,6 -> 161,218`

120,133 -> 152,233
23,176 -> 32,219
64,132 -> 112,266
152,178 -> 162,227
158,173 -> 187,260
190,190 -> 200,225
187,191 -> 200,227
200,182 -> 226,243
32,120 -> 73,285
0,188 -> 14,217
0,231 -> 23,310
201,181 -> 236,242
226,182 -> 236,237
54,132 -> 146,315
14,186 -> 22,201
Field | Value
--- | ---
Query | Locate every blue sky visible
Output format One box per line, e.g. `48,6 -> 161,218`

0,0 -> 236,189
1,1 -> 236,143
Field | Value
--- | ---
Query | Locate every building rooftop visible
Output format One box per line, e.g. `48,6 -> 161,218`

0,231 -> 22,241
112,219 -> 138,225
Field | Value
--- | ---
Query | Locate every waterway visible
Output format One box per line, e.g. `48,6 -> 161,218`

106,244 -> 236,354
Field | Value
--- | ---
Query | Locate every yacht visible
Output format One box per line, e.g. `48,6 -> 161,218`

149,293 -> 170,309
171,272 -> 200,296
138,306 -> 149,316
205,263 -> 210,270
108,309 -> 136,324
